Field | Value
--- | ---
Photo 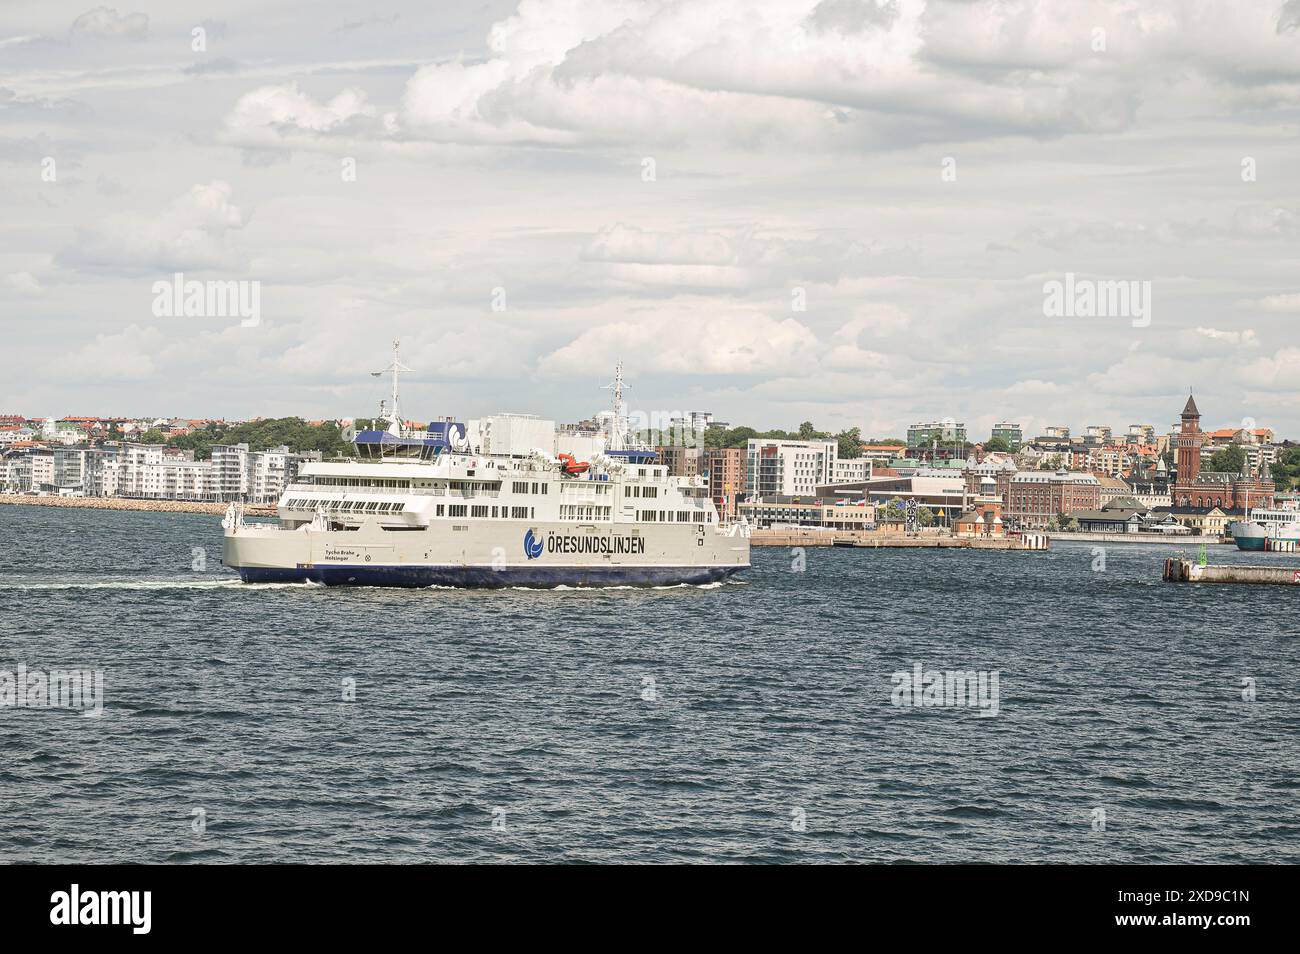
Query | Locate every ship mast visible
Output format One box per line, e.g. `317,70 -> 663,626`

371,339 -> 413,437
602,360 -> 630,451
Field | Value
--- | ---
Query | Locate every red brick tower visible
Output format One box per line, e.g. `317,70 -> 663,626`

1174,393 -> 1201,489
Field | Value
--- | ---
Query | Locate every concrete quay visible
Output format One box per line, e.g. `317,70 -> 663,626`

1163,558 -> 1300,586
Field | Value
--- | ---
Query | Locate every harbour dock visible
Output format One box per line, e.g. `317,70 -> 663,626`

1163,558 -> 1300,586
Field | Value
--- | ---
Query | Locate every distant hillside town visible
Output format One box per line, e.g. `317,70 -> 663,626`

1,393 -> 1297,536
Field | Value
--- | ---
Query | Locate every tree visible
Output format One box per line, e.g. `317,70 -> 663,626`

835,427 -> 862,459
1271,447 -> 1300,490
798,421 -> 817,440
984,436 -> 1011,453
1207,445 -> 1246,474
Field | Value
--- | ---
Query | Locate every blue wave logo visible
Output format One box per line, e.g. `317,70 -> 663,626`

523,528 -> 544,560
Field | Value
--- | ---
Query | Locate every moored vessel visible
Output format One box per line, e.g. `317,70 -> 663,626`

1228,507 -> 1300,552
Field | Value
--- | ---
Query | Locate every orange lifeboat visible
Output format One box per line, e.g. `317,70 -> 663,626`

557,453 -> 590,476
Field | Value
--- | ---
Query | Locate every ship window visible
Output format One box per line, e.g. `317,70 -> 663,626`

511,506 -> 528,519
471,505 -> 489,518
449,505 -> 467,517
491,506 -> 498,518
436,505 -> 444,516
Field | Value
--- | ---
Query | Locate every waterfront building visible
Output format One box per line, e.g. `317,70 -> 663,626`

738,496 -> 876,531
1005,470 -> 1101,528
745,438 -> 839,499
701,447 -> 744,521
816,472 -> 970,523
1069,499 -> 1188,534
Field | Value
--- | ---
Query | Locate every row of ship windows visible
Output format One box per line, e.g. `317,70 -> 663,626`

510,482 -> 550,495
438,505 -> 534,519
559,505 -> 612,520
285,498 -> 407,513
640,511 -> 711,523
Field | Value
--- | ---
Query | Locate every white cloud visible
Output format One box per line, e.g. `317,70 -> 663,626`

69,7 -> 148,39
1251,292 -> 1300,312
539,310 -> 819,375
4,272 -> 42,296
220,83 -> 379,153
58,181 -> 247,272
1195,326 -> 1257,346
61,325 -> 163,381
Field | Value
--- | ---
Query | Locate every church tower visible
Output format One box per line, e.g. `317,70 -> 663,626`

1175,393 -> 1202,488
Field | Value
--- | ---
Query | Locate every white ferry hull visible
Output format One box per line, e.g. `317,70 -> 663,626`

223,519 -> 750,588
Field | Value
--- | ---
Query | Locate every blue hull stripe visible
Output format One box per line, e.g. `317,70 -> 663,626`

236,563 -> 745,588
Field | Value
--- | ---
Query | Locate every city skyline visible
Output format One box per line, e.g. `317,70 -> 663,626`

4,2 -> 1300,437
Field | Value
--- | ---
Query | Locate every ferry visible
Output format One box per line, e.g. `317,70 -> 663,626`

221,344 -> 750,587
1228,508 -> 1300,552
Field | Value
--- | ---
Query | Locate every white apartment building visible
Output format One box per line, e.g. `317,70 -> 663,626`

746,438 -> 839,499
831,458 -> 872,484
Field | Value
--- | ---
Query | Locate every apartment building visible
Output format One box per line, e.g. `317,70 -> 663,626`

991,422 -> 1023,450
907,421 -> 968,449
746,439 -> 839,499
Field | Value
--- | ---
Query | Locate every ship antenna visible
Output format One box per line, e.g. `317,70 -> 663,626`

371,339 -> 413,436
601,360 -> 630,451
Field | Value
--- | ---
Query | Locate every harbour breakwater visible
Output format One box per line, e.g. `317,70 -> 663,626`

0,494 -> 276,517
1164,557 -> 1300,586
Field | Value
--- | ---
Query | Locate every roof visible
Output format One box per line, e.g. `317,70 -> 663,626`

1073,508 -> 1145,522
1181,393 -> 1200,417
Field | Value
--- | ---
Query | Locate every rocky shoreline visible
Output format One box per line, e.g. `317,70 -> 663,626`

0,494 -> 277,517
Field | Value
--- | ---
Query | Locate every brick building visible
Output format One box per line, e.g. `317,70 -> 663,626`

1171,394 -> 1274,510
1005,470 -> 1101,528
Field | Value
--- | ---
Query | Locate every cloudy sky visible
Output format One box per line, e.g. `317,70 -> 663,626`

3,0 -> 1299,440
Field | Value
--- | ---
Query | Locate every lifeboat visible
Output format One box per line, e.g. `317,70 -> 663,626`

557,453 -> 590,476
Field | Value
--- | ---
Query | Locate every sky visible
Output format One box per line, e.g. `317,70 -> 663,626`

2,0 -> 1299,441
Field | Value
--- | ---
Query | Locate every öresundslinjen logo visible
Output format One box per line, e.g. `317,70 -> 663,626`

152,272 -> 260,327
523,528 -> 544,560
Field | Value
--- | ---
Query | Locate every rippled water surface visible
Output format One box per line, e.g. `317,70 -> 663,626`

2,504 -> 1297,863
